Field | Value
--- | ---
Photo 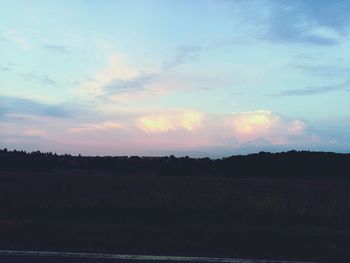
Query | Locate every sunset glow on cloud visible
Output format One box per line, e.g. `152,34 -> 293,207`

137,111 -> 203,133
138,115 -> 176,133
228,110 -> 307,145
231,110 -> 279,138
1,1 -> 350,156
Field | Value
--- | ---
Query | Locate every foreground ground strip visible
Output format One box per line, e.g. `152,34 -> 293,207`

0,250 -> 316,263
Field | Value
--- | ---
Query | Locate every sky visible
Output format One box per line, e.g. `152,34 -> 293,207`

1,0 -> 350,157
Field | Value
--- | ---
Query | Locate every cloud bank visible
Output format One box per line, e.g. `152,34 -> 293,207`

1,91 -> 342,156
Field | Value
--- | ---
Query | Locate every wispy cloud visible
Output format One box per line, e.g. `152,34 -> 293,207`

162,46 -> 201,71
102,73 -> 159,97
101,46 -> 202,98
43,44 -> 70,54
0,63 -> 14,72
265,1 -> 350,46
19,73 -> 57,85
279,81 -> 349,96
225,0 -> 350,46
78,45 -> 203,102
288,63 -> 350,77
0,96 -> 71,118
76,54 -> 138,98
0,66 -> 10,71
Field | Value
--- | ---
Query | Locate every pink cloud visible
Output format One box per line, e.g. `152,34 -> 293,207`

23,129 -> 48,137
69,122 -> 124,133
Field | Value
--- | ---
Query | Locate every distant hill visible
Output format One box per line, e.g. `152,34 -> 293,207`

1,148 -> 349,179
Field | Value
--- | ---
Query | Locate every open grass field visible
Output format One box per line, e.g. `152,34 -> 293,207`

0,170 -> 350,262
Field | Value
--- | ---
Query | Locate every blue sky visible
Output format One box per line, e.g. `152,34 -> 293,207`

1,0 -> 350,157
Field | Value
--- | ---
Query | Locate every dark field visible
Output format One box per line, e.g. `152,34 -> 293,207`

0,170 -> 350,262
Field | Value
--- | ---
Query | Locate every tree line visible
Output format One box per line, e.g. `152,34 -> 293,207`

1,148 -> 349,179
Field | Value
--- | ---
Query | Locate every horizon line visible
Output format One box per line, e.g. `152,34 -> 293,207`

1,148 -> 349,160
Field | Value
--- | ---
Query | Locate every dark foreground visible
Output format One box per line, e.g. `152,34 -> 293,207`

0,251 -> 316,263
0,255 -> 147,263
0,255 -> 115,263
0,171 -> 350,263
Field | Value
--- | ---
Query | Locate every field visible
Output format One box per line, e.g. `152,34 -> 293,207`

0,170 -> 350,262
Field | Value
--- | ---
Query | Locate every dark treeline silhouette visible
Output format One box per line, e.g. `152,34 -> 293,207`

2,148 -> 350,261
1,148 -> 349,179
